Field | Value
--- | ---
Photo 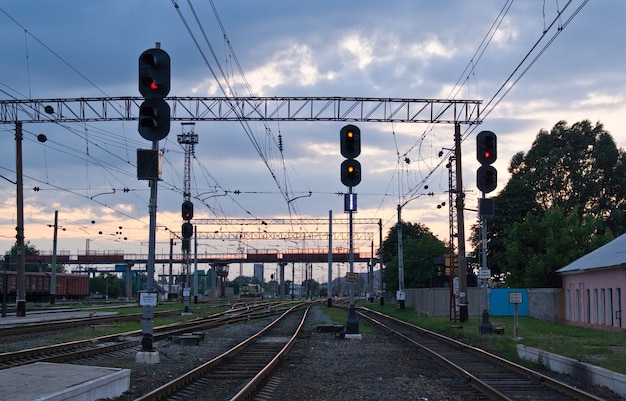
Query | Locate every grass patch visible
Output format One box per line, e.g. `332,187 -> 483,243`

362,302 -> 626,375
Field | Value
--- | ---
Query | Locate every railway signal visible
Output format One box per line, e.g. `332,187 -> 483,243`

476,130 -> 497,165
138,47 -> 171,141
476,130 -> 497,193
182,200 -> 194,221
182,222 -> 193,238
339,124 -> 362,187
341,159 -> 361,187
477,165 -> 497,194
139,48 -> 170,98
340,124 -> 361,159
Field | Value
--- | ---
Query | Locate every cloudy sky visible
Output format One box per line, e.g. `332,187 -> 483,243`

0,1 -> 624,280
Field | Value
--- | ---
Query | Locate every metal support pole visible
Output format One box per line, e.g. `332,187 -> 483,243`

139,140 -> 158,355
396,204 -> 405,309
454,123 -> 468,322
15,122 -> 26,317
479,194 -> 493,334
379,219 -> 384,306
193,226 -> 198,304
50,210 -> 58,304
368,241 -> 374,302
346,186 -> 359,334
169,238 -> 173,299
327,210 -> 333,307
183,253 -> 190,310
279,262 -> 285,301
2,254 -> 8,318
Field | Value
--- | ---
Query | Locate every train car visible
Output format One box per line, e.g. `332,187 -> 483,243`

241,283 -> 263,298
0,271 -> 89,301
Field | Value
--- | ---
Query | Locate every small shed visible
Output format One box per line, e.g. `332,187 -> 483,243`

557,233 -> 626,331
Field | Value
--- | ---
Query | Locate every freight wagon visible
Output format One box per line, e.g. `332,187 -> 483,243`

0,271 -> 89,301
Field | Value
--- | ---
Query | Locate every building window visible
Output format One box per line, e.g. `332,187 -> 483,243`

617,288 -> 622,328
601,289 -> 606,325
586,289 -> 591,323
609,288 -> 614,326
565,289 -> 571,321
575,289 -> 580,322
593,289 -> 599,324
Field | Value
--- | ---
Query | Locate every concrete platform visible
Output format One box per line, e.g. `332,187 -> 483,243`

0,311 -> 118,326
0,362 -> 130,401
517,344 -> 626,398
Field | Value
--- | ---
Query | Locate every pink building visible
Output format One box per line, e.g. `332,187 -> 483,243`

557,234 -> 626,331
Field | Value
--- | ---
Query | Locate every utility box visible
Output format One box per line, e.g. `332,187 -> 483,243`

137,149 -> 162,180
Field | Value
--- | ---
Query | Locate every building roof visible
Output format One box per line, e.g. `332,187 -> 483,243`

557,233 -> 626,274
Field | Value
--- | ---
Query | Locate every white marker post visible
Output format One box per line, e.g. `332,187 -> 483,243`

509,291 -> 523,339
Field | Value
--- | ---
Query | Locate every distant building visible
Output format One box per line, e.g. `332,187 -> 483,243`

253,263 -> 264,283
557,233 -> 626,331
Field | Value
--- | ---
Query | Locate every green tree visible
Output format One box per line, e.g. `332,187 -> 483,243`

472,120 -> 626,286
6,242 -> 66,272
382,222 -> 448,292
503,207 -> 612,287
89,273 -> 122,298
511,120 -> 626,233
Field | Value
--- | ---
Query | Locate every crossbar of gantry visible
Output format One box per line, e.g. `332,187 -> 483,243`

196,231 -> 373,241
0,96 -> 481,124
192,218 -> 381,225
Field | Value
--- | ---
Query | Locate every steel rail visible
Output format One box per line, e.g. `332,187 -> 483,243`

134,303 -> 311,401
0,303 -> 285,369
359,308 -> 602,401
229,304 -> 310,401
357,307 -> 605,401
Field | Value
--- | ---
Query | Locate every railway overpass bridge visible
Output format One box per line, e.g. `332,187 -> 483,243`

25,247 -> 376,267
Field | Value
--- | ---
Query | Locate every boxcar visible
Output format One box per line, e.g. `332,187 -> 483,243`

0,271 -> 89,301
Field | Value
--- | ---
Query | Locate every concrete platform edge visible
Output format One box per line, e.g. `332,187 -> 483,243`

44,368 -> 130,401
517,344 -> 626,398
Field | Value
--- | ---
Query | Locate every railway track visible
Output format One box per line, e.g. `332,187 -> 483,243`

135,303 -> 310,401
357,307 -> 605,401
0,300 -> 279,338
0,302 -> 290,369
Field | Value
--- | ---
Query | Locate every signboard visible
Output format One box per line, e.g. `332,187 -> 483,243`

346,272 -> 358,282
509,291 -> 523,304
478,269 -> 491,279
140,291 -> 157,307
183,288 -> 191,297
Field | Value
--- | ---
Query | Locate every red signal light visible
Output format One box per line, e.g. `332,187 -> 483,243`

484,151 -> 491,160
150,81 -> 158,90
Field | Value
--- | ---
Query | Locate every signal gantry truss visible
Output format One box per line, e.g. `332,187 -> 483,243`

0,96 -> 481,125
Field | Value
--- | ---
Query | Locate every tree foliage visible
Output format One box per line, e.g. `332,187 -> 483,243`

6,242 -> 66,273
513,120 -> 626,229
472,120 -> 623,287
503,207 -> 612,287
89,273 -> 122,298
382,221 -> 448,292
